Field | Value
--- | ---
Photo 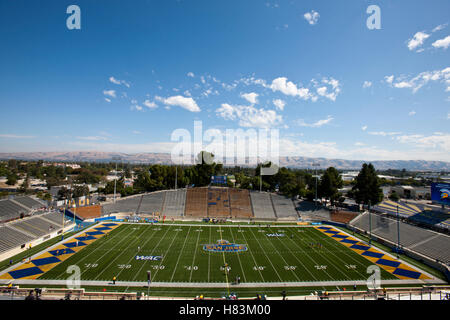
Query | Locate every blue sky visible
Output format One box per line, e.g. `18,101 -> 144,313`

0,0 -> 449,161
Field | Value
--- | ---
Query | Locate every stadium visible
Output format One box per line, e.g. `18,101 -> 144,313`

0,184 -> 449,301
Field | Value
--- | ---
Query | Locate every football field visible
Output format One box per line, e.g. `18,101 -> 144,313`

38,223 -> 399,284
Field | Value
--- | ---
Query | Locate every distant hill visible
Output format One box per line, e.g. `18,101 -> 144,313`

0,152 -> 449,171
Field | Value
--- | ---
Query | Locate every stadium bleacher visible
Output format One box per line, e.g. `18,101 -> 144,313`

162,189 -> 186,217
270,194 -> 298,218
0,211 -> 70,254
0,196 -> 48,223
138,192 -> 164,215
102,195 -> 142,215
0,199 -> 31,222
350,211 -> 450,265
249,191 -> 276,219
373,200 -> 450,231
207,188 -> 231,218
185,188 -> 208,217
229,189 -> 253,218
0,225 -> 35,253
12,196 -> 45,210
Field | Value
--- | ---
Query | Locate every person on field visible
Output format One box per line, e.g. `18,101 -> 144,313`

113,276 -> 116,285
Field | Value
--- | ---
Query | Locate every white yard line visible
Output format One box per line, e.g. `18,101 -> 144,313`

246,228 -> 283,282
130,225 -> 175,282
265,227 -> 318,281
188,227 -> 202,282
51,224 -> 132,279
169,226 -> 192,282
228,226 -> 248,283
239,226 -> 266,282
94,225 -> 157,280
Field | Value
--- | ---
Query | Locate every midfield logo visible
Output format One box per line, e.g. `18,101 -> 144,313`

135,255 -> 163,261
267,233 -> 285,237
203,240 -> 247,252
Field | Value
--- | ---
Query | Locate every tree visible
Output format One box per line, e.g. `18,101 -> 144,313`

72,185 -> 89,198
351,163 -> 384,206
6,173 -> 18,186
319,167 -> 343,205
388,191 -> 400,202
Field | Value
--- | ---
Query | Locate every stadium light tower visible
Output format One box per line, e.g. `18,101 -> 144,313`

112,156 -> 121,203
312,163 -> 320,208
396,204 -> 400,258
368,200 -> 372,246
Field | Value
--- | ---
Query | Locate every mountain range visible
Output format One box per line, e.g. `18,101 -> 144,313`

1,152 -> 449,171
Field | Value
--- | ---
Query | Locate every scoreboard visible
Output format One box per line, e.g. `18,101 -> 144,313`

211,175 -> 227,185
431,183 -> 450,205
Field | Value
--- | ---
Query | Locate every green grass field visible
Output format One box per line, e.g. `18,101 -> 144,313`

39,223 -> 398,284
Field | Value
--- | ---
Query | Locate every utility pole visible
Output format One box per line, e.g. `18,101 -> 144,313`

368,200 -> 372,246
397,204 -> 400,258
175,166 -> 178,190
112,156 -> 121,203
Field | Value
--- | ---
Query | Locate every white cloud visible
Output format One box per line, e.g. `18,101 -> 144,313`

433,23 -> 447,32
368,131 -> 401,136
267,76 -> 340,102
407,31 -> 430,51
187,72 -> 195,77
132,130 -> 142,135
354,142 -> 365,146
216,103 -> 283,128
361,125 -> 368,131
408,110 -> 416,116
396,133 -> 450,152
156,95 -> 201,112
104,98 -> 111,103
301,116 -> 334,128
143,100 -> 157,109
109,76 -> 130,88
296,116 -> 333,128
394,81 -> 413,89
103,90 -> 116,98
269,77 -> 301,96
387,67 -> 450,93
76,136 -> 108,141
0,134 -> 35,139
432,35 -> 450,49
363,81 -> 372,88
303,10 -> 320,25
384,75 -> 394,84
240,92 -> 259,104
272,99 -> 285,111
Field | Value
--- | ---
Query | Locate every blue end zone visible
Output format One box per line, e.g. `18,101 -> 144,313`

350,244 -> 371,251
64,241 -> 86,248
32,256 -> 61,266
362,251 -> 384,258
340,239 -> 359,244
95,226 -> 112,231
376,258 -> 401,268
49,248 -> 75,256
331,234 -> 348,239
86,231 -> 104,236
75,235 -> 97,241
102,223 -> 118,226
393,268 -> 422,279
9,267 -> 43,279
